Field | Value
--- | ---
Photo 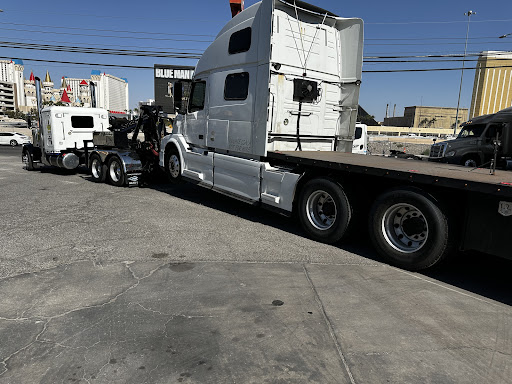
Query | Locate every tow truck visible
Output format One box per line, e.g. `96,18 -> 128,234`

22,78 -> 166,187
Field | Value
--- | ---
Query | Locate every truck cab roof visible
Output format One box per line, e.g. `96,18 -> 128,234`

463,106 -> 512,126
41,106 -> 109,115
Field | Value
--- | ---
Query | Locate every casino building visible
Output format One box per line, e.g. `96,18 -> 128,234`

0,59 -> 129,116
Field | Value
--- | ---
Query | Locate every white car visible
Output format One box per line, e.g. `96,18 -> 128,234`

0,132 -> 31,146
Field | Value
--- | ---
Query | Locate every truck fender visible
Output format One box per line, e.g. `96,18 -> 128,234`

90,150 -> 143,174
160,134 -> 187,171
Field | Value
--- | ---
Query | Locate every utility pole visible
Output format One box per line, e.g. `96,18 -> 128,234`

454,10 -> 476,135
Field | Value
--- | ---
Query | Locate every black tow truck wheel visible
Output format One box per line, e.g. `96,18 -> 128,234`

298,178 -> 352,244
22,148 -> 34,171
107,156 -> 125,187
369,189 -> 451,271
90,154 -> 106,183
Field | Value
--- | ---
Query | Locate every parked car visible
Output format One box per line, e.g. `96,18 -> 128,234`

0,132 -> 31,146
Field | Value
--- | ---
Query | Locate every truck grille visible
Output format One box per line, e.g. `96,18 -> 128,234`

429,143 -> 446,158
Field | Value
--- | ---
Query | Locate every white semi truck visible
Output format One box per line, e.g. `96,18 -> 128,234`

156,0 -> 512,271
22,0 -> 512,271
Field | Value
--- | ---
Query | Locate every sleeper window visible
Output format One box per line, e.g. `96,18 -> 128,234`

229,27 -> 252,54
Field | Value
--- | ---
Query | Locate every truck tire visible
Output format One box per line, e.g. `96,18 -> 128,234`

165,148 -> 182,182
298,178 -> 351,244
369,189 -> 451,271
22,149 -> 34,171
461,156 -> 479,167
90,154 -> 106,183
107,156 -> 125,187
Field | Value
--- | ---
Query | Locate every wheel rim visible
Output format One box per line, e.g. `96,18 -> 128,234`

306,190 -> 337,230
91,159 -> 101,178
22,152 -> 28,164
382,203 -> 429,253
168,154 -> 180,178
109,160 -> 121,182
10,140 -> 16,146
464,159 -> 477,167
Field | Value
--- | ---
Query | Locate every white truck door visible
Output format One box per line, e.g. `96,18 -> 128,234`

181,79 -> 214,187
183,80 -> 208,148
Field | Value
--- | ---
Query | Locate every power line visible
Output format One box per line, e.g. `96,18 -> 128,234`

0,36 -> 206,52
4,39 -> 509,62
365,41 -> 512,46
3,56 -> 512,73
1,8 -> 228,23
0,41 -> 202,59
3,21 -> 507,42
0,27 -> 214,43
0,56 -> 156,69
363,65 -> 512,73
365,18 -> 512,25
0,21 -> 217,37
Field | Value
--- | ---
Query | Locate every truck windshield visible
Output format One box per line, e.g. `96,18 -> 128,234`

458,124 -> 485,138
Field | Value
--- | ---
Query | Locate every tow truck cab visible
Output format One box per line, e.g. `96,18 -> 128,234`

26,106 -> 109,169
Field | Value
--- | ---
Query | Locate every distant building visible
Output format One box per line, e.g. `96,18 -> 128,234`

383,106 -> 468,129
138,99 -> 155,110
469,51 -> 512,118
0,81 -> 16,113
0,59 -> 129,115
91,70 -> 129,114
0,59 -> 24,114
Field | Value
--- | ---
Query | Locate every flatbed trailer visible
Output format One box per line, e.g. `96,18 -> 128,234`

266,151 -> 512,263
268,151 -> 512,197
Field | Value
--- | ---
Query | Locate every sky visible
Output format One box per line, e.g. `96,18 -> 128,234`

1,0 -> 512,121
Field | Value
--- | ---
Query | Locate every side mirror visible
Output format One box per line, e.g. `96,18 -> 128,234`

501,122 -> 512,156
174,81 -> 183,113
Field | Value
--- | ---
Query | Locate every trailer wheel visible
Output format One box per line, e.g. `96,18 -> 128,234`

90,155 -> 106,183
22,149 -> 34,171
165,148 -> 182,182
107,156 -> 125,187
298,178 -> 351,244
369,189 -> 450,271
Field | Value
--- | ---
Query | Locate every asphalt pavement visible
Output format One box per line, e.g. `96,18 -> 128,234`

1,145 -> 511,384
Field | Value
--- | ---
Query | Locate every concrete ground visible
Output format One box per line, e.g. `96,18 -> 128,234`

1,146 -> 511,384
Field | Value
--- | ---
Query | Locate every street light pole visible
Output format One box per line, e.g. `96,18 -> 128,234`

454,10 -> 476,135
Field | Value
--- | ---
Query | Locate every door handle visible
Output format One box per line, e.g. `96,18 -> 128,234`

199,135 -> 204,139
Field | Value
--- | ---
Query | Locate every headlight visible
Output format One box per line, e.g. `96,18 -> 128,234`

446,150 -> 456,157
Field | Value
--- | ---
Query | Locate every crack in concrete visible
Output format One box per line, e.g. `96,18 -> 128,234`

0,319 -> 50,376
302,264 -> 356,384
0,261 -> 169,378
350,345 -> 512,357
132,302 -> 218,320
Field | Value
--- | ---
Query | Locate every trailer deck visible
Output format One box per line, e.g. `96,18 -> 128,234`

268,151 -> 512,198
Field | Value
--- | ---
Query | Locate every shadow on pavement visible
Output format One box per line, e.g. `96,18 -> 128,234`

422,252 -> 512,306
81,175 -> 511,307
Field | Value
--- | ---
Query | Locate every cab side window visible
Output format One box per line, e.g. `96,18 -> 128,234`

188,81 -> 206,113
229,27 -> 252,54
485,124 -> 503,141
